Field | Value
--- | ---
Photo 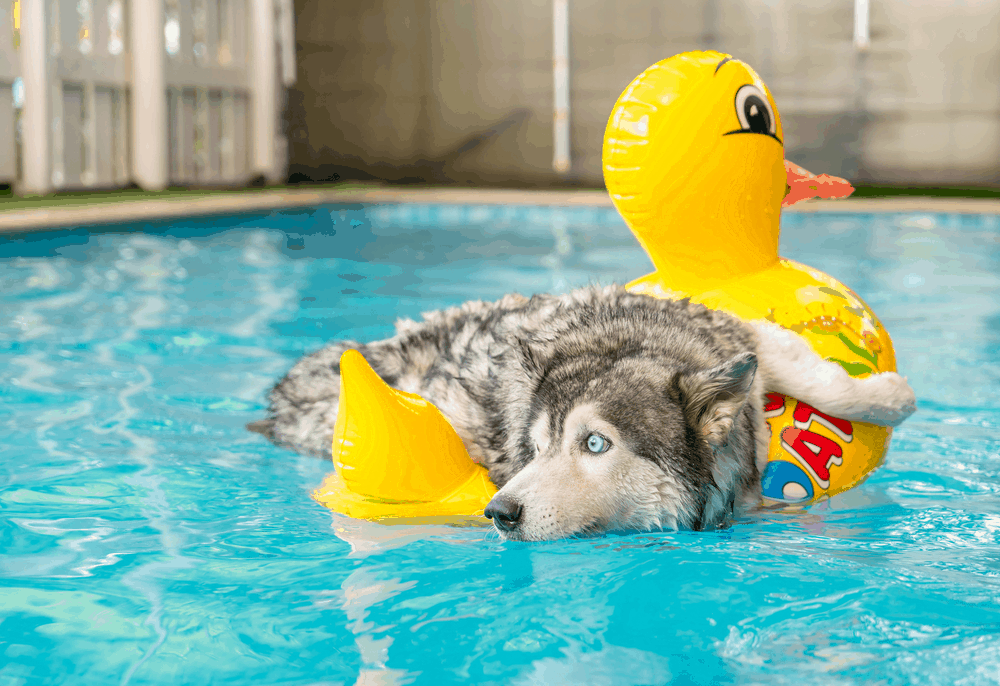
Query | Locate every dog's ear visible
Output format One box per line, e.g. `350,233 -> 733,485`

513,336 -> 548,380
678,352 -> 757,447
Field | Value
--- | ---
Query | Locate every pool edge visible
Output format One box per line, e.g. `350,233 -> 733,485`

3,186 -> 1000,234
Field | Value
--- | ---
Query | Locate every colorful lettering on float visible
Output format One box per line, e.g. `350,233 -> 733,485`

761,395 -> 856,502
764,392 -> 785,419
779,427 -> 842,489
792,401 -> 854,443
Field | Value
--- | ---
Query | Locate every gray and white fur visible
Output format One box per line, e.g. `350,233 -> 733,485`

250,285 -> 915,540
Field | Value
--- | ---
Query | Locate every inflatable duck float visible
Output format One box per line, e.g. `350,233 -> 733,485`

313,50 -> 897,518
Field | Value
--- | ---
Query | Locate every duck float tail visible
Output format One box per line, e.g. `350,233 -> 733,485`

312,349 -> 496,520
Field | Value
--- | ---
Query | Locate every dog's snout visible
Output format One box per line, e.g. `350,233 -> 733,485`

484,495 -> 523,532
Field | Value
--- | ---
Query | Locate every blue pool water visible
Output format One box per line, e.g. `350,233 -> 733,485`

2,203 -> 999,685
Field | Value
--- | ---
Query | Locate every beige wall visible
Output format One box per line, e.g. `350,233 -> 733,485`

290,0 -> 1000,187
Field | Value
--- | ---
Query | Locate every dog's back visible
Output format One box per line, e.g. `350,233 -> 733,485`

256,287 -> 756,456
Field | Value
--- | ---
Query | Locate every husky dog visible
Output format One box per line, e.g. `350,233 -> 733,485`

250,286 -> 915,540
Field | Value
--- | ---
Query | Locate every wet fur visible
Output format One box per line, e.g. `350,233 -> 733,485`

252,285 -> 915,540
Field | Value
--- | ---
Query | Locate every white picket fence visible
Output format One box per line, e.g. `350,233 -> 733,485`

0,0 -> 19,183
0,0 -> 294,194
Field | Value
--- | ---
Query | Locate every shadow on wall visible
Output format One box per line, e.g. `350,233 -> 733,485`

286,96 -> 542,187
287,0 -> 591,189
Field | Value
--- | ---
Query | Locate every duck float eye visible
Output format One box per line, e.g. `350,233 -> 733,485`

733,84 -> 776,138
586,434 -> 611,454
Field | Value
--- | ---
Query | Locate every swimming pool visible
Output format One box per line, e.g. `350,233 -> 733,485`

2,204 -> 998,685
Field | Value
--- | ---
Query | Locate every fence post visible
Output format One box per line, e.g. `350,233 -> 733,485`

20,0 -> 50,194
131,0 -> 168,190
249,0 -> 277,182
853,0 -> 871,51
552,0 -> 570,174
278,0 -> 296,87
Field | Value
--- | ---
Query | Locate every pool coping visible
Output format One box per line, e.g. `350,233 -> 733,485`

3,185 -> 1000,234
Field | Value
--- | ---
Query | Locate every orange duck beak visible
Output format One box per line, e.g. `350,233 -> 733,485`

783,160 -> 855,207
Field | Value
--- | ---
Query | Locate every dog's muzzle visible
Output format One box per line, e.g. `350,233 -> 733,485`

484,494 -> 522,533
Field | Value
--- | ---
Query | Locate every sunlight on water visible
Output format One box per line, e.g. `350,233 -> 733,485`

1,205 -> 999,685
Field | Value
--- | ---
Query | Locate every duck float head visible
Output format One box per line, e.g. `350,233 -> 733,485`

604,51 -> 787,293
313,50 -> 894,519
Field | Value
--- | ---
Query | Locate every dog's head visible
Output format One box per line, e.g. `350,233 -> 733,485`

485,344 -> 760,541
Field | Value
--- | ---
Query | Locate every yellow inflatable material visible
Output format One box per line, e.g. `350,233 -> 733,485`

313,49 -> 894,519
312,350 -> 497,519
603,50 -> 896,504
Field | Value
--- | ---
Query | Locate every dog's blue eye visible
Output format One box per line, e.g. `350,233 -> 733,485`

586,434 -> 610,454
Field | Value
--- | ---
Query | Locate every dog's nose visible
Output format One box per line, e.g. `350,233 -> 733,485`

484,495 -> 523,532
